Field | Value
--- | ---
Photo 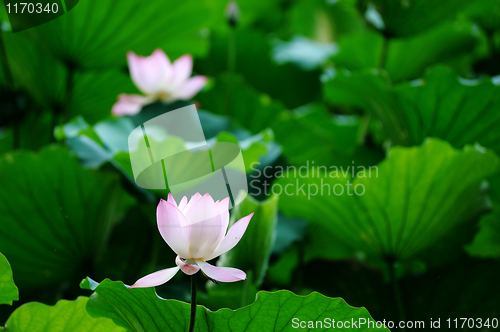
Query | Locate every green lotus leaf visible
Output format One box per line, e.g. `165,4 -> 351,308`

277,138 -> 499,265
0,146 -> 133,290
323,66 -> 500,154
3,297 -> 124,331
0,253 -> 18,306
80,277 -> 389,331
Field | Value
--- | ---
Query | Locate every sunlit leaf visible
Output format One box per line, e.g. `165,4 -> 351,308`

3,297 -> 125,331
0,253 -> 18,306
81,277 -> 389,331
277,139 -> 499,265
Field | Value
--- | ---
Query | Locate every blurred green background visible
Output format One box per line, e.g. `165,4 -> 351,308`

1,0 -> 500,330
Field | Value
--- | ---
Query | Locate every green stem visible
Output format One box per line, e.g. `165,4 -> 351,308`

188,273 -> 197,332
228,27 -> 236,75
62,64 -> 76,123
487,31 -> 496,57
12,120 -> 20,149
49,111 -> 59,143
357,113 -> 371,145
379,36 -> 389,69
388,259 -> 406,327
225,26 -> 236,117
0,28 -> 20,149
0,29 -> 13,87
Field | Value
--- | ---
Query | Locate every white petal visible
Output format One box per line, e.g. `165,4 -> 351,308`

204,212 -> 253,261
174,76 -> 207,100
196,260 -> 246,282
213,197 -> 230,246
178,196 -> 188,212
167,193 -> 177,207
128,266 -> 179,288
127,49 -> 172,95
186,194 -> 225,258
182,193 -> 203,215
111,94 -> 149,116
169,54 -> 193,91
157,199 -> 191,258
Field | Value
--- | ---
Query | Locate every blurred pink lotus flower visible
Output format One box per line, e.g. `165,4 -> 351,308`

129,193 -> 253,288
112,49 -> 207,116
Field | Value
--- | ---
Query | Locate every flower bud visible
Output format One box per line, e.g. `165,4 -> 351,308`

225,1 -> 239,28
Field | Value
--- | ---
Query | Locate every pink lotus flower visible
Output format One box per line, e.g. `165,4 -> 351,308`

112,49 -> 207,116
129,193 -> 253,288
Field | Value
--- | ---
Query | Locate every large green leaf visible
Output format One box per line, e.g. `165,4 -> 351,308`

277,139 -> 499,265
0,108 -> 55,153
196,29 -> 321,109
17,0 -> 210,69
271,103 -> 383,168
323,68 -> 408,146
333,21 -> 479,81
323,66 -> 500,154
0,253 -> 18,306
3,297 -> 124,331
273,103 -> 359,163
81,278 -> 389,331
358,0 -> 470,38
0,146 -> 133,290
202,194 -> 279,310
3,31 -> 138,124
3,32 -> 65,108
70,70 -> 137,124
3,0 -> 211,125
197,73 -> 285,134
